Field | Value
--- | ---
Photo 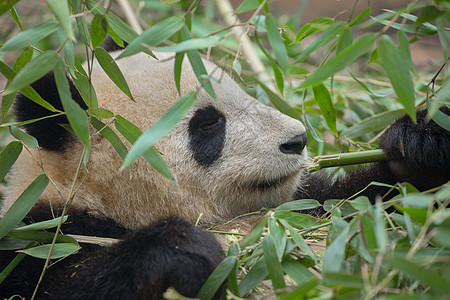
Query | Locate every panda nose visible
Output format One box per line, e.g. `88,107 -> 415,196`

279,133 -> 307,155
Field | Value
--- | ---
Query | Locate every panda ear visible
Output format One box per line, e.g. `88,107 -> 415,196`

13,71 -> 87,151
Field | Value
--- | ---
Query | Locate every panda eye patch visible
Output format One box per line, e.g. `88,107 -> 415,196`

188,105 -> 226,166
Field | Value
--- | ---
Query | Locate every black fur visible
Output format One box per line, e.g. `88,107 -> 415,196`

0,208 -> 224,300
188,105 -> 226,166
14,72 -> 87,151
295,108 -> 450,215
101,36 -> 128,52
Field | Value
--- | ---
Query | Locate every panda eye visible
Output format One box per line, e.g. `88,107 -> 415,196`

199,116 -> 224,132
189,106 -> 226,136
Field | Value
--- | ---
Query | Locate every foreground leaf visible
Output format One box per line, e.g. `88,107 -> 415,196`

0,141 -> 22,182
121,92 -> 196,169
378,35 -> 416,121
0,174 -> 49,240
20,243 -> 79,259
197,256 -> 237,300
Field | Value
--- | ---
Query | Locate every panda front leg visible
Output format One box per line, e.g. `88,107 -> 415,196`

1,215 -> 224,300
295,108 -> 450,206
51,216 -> 224,300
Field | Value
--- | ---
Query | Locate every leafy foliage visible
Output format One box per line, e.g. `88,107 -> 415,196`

0,0 -> 449,299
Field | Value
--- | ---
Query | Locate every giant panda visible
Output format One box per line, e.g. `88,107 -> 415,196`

0,46 -> 449,299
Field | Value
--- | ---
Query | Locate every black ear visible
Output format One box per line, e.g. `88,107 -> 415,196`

13,71 -> 87,151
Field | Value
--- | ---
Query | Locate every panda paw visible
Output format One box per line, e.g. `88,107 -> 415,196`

379,107 -> 450,188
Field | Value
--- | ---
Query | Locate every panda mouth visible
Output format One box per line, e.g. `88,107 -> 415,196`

250,172 -> 298,190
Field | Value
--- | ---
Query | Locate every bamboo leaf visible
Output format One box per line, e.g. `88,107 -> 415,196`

8,230 -> 77,244
279,219 -> 316,262
9,127 -> 38,149
239,217 -> 267,249
91,14 -> 107,49
299,33 -> 376,89
296,22 -> 345,62
115,115 -> 175,182
268,218 -> 287,260
0,0 -> 20,16
157,35 -> 222,53
312,83 -> 337,136
12,47 -> 33,72
341,109 -> 406,139
265,15 -> 289,74
15,216 -> 68,231
0,174 -> 49,240
349,7 -> 371,27
336,26 -> 353,54
281,256 -> 315,285
0,61 -> 58,113
3,52 -> 60,96
273,210 -> 324,229
397,30 -> 415,73
276,199 -> 321,211
86,0 -> 138,44
378,36 -> 416,121
179,26 -> 216,99
322,222 -> 349,273
48,0 -> 74,40
0,141 -> 22,182
0,20 -> 59,54
54,61 -> 90,147
58,29 -> 75,77
238,259 -> 268,296
294,17 -> 333,42
95,48 -> 133,100
262,235 -> 286,290
174,52 -> 185,95
20,243 -> 79,259
118,16 -> 184,59
197,256 -> 237,300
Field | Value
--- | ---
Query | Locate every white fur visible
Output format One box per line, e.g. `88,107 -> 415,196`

2,52 -> 307,229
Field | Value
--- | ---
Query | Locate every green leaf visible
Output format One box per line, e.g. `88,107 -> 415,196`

262,235 -> 286,290
9,126 -> 38,149
3,52 -> 60,96
54,61 -> 90,147
9,6 -> 23,31
20,243 -> 79,259
294,17 -> 333,42
361,214 -> 377,253
323,272 -> 364,288
72,0 -> 90,45
281,256 -> 315,285
341,109 -> 406,139
415,6 -> 443,28
273,210 -> 324,229
91,117 -> 128,163
336,26 -> 353,54
350,196 -> 371,211
90,108 -> 114,119
296,22 -> 345,62
0,61 -> 58,113
72,58 -> 98,108
157,35 -> 222,53
312,83 -> 337,135
91,15 -> 107,48
265,15 -> 289,74
0,174 -> 49,240
276,199 -> 321,211
0,0 -> 20,16
197,256 -> 237,300
179,26 -> 216,99
299,33 -> 376,89
258,81 -> 302,120
12,47 -> 34,72
378,36 -> 416,121
118,16 -> 184,59
397,30 -> 415,73
0,141 -> 22,182
322,222 -> 349,273
349,7 -> 371,27
268,218 -> 287,260
115,115 -> 175,182
389,254 -> 450,292
95,48 -> 133,100
15,216 -> 68,231
8,230 -> 77,244
238,258 -> 268,296
0,20 -> 59,54
58,29 -> 75,77
279,219 -> 316,262
87,0 -> 138,44
174,52 -> 185,95
279,278 -> 318,300
374,201 -> 387,253
48,0 -> 74,40
235,0 -> 261,13
239,217 -> 267,249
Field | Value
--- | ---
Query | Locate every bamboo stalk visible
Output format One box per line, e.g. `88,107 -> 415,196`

307,149 -> 387,173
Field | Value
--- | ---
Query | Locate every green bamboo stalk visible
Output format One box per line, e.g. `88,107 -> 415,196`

308,149 -> 387,173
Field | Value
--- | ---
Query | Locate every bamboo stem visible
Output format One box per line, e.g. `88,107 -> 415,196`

307,149 -> 387,173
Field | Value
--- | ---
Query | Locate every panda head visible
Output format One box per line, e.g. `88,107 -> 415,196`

3,51 -> 307,228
